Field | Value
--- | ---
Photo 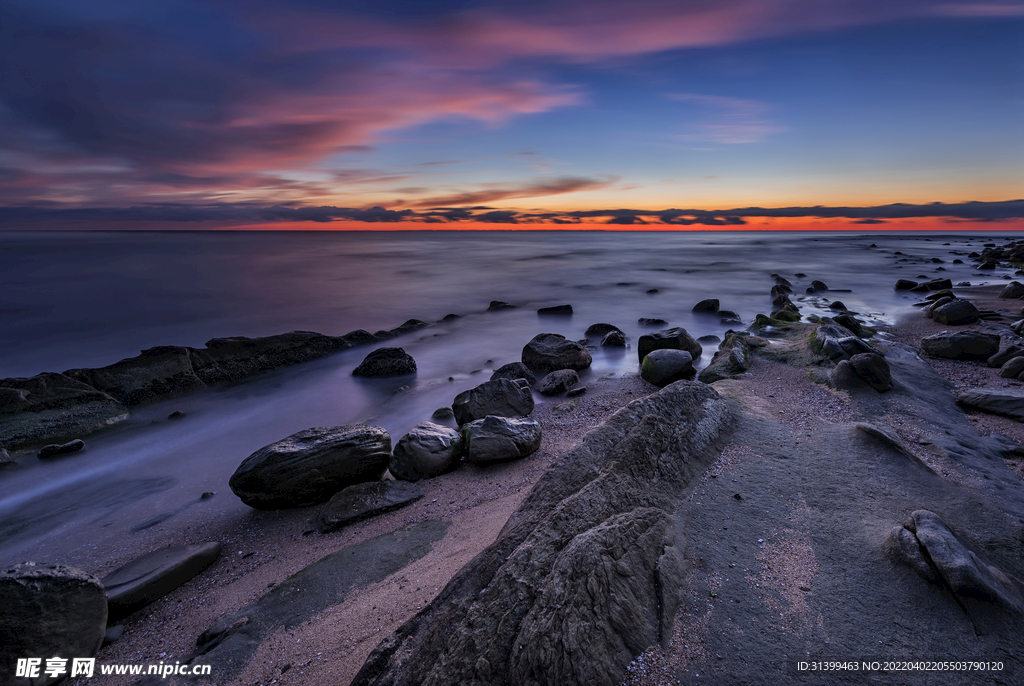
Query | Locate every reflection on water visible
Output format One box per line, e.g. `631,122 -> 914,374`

0,230 -> 1019,564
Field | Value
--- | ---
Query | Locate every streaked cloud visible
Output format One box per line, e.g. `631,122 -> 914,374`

408,176 -> 616,208
669,93 -> 786,144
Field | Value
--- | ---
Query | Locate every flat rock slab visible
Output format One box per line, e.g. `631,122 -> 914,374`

957,388 -> 1024,421
1,563 -> 107,686
141,521 -> 448,685
102,542 -> 222,621
317,481 -> 424,532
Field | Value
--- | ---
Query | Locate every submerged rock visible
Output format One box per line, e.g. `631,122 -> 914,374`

37,438 -> 86,459
601,330 -> 626,347
64,345 -> 207,406
229,425 -> 392,509
691,298 -> 719,313
0,563 -> 107,685
487,301 -> 517,311
537,304 -> 573,315
352,348 -> 417,378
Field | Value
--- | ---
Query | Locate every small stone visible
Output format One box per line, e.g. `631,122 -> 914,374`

38,439 -> 86,459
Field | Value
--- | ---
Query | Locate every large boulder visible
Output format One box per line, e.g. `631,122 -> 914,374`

636,327 -> 702,364
848,353 -> 892,392
522,334 -> 592,373
585,323 -> 622,338
102,542 -> 222,621
0,373 -> 129,450
452,379 -> 534,425
350,381 -> 731,686
0,563 -> 107,685
999,281 -> 1024,299
931,299 -> 980,326
352,348 -> 417,378
462,416 -> 542,464
317,481 -> 424,533
601,330 -> 626,347
229,425 -> 392,509
536,370 -> 579,396
988,343 -> 1024,368
64,346 -> 206,406
920,332 -> 1001,361
489,362 -> 536,385
390,422 -> 463,481
691,299 -> 719,313
956,389 -> 1024,421
640,350 -> 694,387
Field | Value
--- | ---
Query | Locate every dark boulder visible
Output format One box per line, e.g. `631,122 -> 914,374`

691,299 -> 719,313
640,350 -> 694,387
894,279 -> 918,290
585,323 -> 622,338
601,330 -> 626,347
229,425 -> 392,509
999,356 -> 1024,379
536,370 -> 580,396
810,318 -> 859,360
522,334 -> 592,373
931,299 -> 980,326
38,439 -> 85,459
352,348 -> 417,378
0,563 -> 107,685
921,332 -> 1001,361
462,416 -> 542,464
487,301 -> 517,311
636,327 -> 702,364
0,373 -> 129,450
537,305 -> 572,315
697,334 -> 753,383
390,422 -> 463,481
317,481 -> 424,533
637,318 -> 668,326
848,353 -> 892,392
430,406 -> 455,421
999,281 -> 1024,299
102,542 -> 222,621
452,378 -> 534,425
811,280 -> 828,290
64,345 -> 206,406
490,362 -> 536,385
342,329 -> 379,346
189,331 -> 354,385
924,296 -> 954,318
988,343 -> 1024,368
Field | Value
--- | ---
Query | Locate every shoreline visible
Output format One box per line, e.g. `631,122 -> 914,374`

5,236 -> 1024,685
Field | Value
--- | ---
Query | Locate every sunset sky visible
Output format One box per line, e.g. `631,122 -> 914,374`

0,0 -> 1022,230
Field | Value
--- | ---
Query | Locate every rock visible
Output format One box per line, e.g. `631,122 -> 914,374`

697,334 -> 721,344
809,318 -> 858,360
0,448 -> 13,467
999,281 -> 1024,298
692,299 -> 719,313
317,481 -> 424,533
924,296 -> 954,318
910,278 -> 953,293
811,280 -> 828,290
848,353 -> 892,392
390,422 -> 463,481
487,301 -> 517,311
168,410 -> 185,420
646,288 -> 659,294
536,370 -> 580,396
0,373 -> 129,450
585,323 -> 622,337
888,511 -> 1023,613
637,318 -> 668,326
537,305 -> 572,315
352,348 -> 417,378
566,386 -> 587,397
102,542 -> 222,621
522,334 -> 592,373
452,379 -> 534,425
430,406 -> 455,421
463,416 -> 542,464
601,330 -> 626,347
770,308 -> 801,322
924,288 -> 954,301
490,362 -> 536,385
931,299 -> 980,325
636,327 -> 702,364
830,360 -> 865,390
440,314 -> 461,322
229,425 -> 392,509
342,329 -> 379,346
838,336 -> 876,358
894,279 -> 918,290
350,382 -> 730,686
956,389 -> 1024,421
641,350 -> 694,387
829,301 -> 847,311
188,331 -> 355,384
37,438 -> 85,459
988,344 -> 1024,368
921,332 -> 1001,361
0,563 -> 107,685
64,346 -> 207,406
697,334 -> 752,383
1000,356 -> 1024,379
103,624 -> 125,646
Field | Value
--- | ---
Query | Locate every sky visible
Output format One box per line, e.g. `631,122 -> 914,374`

0,0 -> 1022,231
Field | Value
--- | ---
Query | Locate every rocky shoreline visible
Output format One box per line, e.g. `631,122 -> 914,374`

5,238 -> 1024,685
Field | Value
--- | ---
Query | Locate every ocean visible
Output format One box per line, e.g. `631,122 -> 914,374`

0,229 -> 1020,563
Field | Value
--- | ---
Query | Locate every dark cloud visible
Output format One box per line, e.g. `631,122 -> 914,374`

406,176 -> 614,208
